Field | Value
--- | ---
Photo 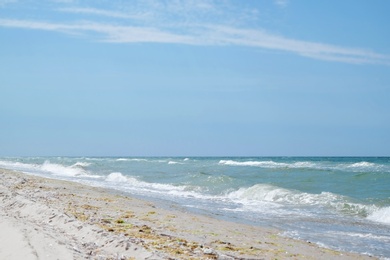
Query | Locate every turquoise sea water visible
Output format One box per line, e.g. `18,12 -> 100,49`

1,157 -> 389,258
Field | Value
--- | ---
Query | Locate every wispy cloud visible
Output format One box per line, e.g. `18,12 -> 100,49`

0,0 -> 17,7
0,19 -> 195,44
0,0 -> 388,65
274,0 -> 289,8
58,7 -> 145,20
204,25 -> 389,64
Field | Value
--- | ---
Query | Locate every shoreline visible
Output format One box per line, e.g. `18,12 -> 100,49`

0,168 -> 376,259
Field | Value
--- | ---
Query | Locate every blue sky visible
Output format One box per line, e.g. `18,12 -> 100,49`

1,0 -> 389,156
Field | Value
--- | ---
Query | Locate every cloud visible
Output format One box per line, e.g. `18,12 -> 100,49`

0,19 -> 195,44
0,0 -> 17,7
204,25 -> 389,64
0,1 -> 388,65
274,0 -> 289,8
58,7 -> 141,20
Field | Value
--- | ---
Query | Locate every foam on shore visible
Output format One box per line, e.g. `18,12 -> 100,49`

0,168 -> 376,259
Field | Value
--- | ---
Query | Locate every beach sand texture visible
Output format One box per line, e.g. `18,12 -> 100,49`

0,169 -> 375,260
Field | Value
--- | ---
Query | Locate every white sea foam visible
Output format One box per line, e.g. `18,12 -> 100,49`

41,161 -> 88,177
219,160 -> 315,169
168,161 -> 184,165
227,184 -> 373,217
219,160 -> 283,167
2,156 -> 388,258
82,176 -> 235,214
116,158 -> 148,162
328,231 -> 390,241
0,160 -> 97,178
367,207 -> 390,225
100,172 -> 218,202
105,172 -> 128,183
72,162 -> 91,168
103,172 -> 184,192
229,184 -> 291,202
0,160 -> 34,171
227,184 -> 334,206
348,162 -> 376,168
219,159 -> 390,174
338,161 -> 388,173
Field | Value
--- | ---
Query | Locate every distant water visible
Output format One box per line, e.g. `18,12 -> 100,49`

1,157 -> 389,258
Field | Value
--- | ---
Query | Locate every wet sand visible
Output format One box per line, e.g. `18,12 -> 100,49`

0,169 -> 376,259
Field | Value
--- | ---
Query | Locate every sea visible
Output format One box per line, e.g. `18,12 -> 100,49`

0,157 -> 389,258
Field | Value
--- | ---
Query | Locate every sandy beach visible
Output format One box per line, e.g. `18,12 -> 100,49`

0,168 -> 376,260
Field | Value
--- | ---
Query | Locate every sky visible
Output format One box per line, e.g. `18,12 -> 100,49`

1,0 -> 390,157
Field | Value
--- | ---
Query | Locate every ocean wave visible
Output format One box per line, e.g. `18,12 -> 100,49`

71,162 -> 91,168
40,161 -> 91,177
116,158 -> 148,162
103,172 -> 186,192
348,161 -> 376,168
228,184 -> 291,202
219,160 -> 315,169
105,172 -> 128,183
228,184 -> 375,218
343,161 -> 390,173
0,160 -> 50,175
328,231 -> 390,240
168,161 -> 184,165
0,160 -> 32,170
116,158 -> 129,161
219,159 -> 389,173
367,207 -> 390,225
99,172 -> 222,202
0,160 -> 97,178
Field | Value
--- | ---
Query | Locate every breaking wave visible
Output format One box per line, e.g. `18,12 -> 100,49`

0,160 -> 96,178
219,159 -> 389,173
106,172 -> 128,183
367,207 -> 390,225
219,159 -> 314,168
116,158 -> 148,162
228,184 -> 378,219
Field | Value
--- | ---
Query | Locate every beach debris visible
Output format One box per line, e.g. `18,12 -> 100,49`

1,169 -> 372,260
203,248 -> 216,255
116,219 -> 125,224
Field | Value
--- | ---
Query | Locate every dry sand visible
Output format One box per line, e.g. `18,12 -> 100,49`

0,168 -> 376,260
